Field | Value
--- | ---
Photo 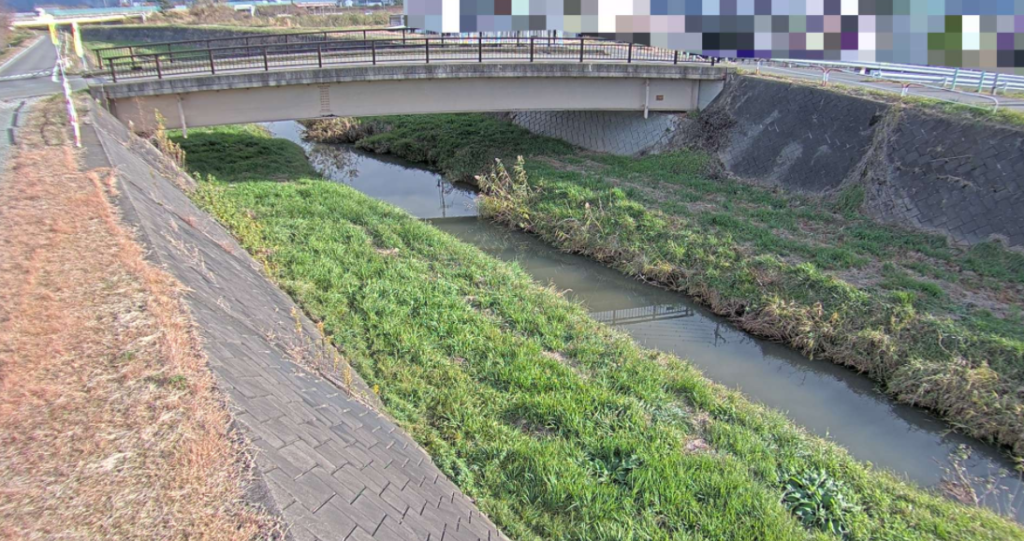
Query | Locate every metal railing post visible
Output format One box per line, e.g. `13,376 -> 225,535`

425,39 -> 430,63
372,40 -> 377,65
208,49 -> 216,75
478,34 -> 483,62
627,42 -> 633,63
991,72 -> 1001,95
155,56 -> 162,79
402,28 -> 407,45
950,68 -> 960,89
363,29 -> 367,41
579,37 -> 585,62
318,44 -> 323,68
263,47 -> 269,71
977,71 -> 986,93
109,59 -> 117,83
674,50 -> 679,65
128,45 -> 135,63
530,37 -> 534,62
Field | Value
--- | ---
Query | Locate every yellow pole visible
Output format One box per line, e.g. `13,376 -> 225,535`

72,22 -> 84,58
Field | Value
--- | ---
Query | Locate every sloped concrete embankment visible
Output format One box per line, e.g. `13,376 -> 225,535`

83,100 -> 509,541
687,76 -> 1024,248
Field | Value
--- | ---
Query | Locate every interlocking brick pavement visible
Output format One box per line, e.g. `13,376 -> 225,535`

84,102 -> 509,541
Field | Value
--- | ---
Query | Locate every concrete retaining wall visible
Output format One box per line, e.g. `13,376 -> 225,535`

686,76 -> 1024,248
508,111 -> 684,156
874,109 -> 1024,246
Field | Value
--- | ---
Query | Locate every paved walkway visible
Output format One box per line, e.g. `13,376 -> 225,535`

84,102 -> 508,541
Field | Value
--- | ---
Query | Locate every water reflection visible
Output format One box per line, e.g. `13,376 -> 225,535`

429,217 -> 1024,519
264,121 -> 478,219
267,121 -> 1023,520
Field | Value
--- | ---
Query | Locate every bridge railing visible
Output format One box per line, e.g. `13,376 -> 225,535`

103,35 -> 712,81
92,27 -> 411,66
103,36 -> 713,82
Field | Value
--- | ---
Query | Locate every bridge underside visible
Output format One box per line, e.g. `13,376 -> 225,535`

93,63 -> 730,132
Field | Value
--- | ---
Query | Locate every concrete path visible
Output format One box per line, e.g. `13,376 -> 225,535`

83,102 -> 509,541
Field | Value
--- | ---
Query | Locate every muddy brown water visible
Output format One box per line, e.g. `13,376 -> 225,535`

265,121 -> 1024,520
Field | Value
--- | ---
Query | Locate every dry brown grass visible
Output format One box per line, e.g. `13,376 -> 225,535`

0,100 -> 278,538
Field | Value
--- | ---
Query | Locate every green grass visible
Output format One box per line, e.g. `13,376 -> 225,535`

303,114 -> 575,181
172,125 -> 317,182
303,114 -> 1024,457
181,125 -> 1024,541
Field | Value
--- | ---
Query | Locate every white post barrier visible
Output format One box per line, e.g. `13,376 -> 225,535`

53,30 -> 81,148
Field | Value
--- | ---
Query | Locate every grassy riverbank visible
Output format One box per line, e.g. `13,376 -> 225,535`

175,125 -> 1022,541
302,114 -> 1024,458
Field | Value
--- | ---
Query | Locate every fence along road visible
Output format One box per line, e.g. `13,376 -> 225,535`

750,60 -> 1024,111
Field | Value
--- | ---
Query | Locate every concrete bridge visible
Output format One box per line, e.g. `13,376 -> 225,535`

88,35 -> 732,133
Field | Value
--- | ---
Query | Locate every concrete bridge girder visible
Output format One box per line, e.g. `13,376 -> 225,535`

94,62 -> 731,132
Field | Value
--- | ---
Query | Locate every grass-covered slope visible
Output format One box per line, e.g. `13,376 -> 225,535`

176,125 -> 1023,541
302,113 -> 1024,457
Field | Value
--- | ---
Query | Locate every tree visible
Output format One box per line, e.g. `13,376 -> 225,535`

156,0 -> 175,12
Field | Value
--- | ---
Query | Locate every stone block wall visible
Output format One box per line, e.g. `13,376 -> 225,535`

687,75 -> 885,191
872,109 -> 1024,247
683,76 -> 1024,248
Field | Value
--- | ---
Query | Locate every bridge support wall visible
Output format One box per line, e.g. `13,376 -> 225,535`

92,62 -> 731,133
107,76 -> 708,132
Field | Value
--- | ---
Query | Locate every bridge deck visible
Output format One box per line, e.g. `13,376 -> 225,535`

97,36 -> 715,83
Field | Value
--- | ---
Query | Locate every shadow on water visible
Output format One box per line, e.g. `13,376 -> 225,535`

265,121 -> 1024,520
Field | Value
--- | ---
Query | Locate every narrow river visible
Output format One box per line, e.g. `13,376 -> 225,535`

265,120 -> 1023,520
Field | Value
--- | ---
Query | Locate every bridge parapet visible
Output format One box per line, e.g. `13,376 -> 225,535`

91,42 -> 732,133
98,35 -> 717,83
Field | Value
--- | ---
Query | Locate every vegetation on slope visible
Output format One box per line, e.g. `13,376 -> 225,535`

302,114 -> 1024,457
0,99 -> 276,538
177,125 -> 1023,541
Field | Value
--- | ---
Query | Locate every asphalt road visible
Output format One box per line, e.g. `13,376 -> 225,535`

0,38 -> 85,102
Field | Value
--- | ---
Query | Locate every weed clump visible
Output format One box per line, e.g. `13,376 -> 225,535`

782,469 -> 858,538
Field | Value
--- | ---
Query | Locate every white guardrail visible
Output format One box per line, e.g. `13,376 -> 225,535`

764,58 -> 1024,94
